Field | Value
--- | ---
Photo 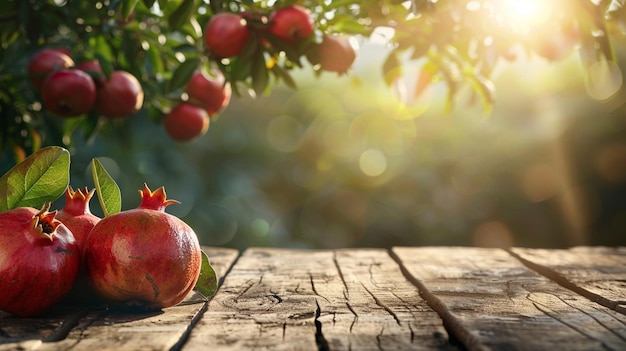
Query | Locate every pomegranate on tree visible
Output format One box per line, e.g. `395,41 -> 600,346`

83,184 -> 202,310
268,5 -> 314,45
27,48 -> 74,89
41,69 -> 96,117
186,70 -> 232,116
0,204 -> 79,317
163,102 -> 210,141
203,13 -> 251,58
307,35 -> 358,74
56,186 -> 100,251
76,59 -> 105,86
96,70 -> 144,118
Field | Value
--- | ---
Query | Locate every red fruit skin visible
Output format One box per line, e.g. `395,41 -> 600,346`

315,35 -> 357,74
41,69 -> 96,117
186,71 -> 231,116
56,186 -> 100,252
83,185 -> 202,310
96,71 -> 144,118
204,13 -> 251,58
0,206 -> 79,317
164,102 -> 210,141
27,49 -> 75,89
76,60 -> 105,86
268,5 -> 314,45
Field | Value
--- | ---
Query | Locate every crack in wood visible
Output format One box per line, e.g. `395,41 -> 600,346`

42,308 -> 90,343
361,283 -> 401,326
389,249 -> 487,351
168,302 -> 209,351
309,274 -> 331,303
528,299 -> 618,351
314,300 -> 330,351
346,302 -> 358,332
375,325 -> 385,351
507,249 -> 626,316
333,251 -> 350,299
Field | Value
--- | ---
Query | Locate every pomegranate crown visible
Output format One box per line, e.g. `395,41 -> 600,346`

63,186 -> 95,215
31,202 -> 62,241
138,183 -> 180,211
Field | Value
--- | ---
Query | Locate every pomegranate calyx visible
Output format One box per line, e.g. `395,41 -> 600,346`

138,183 -> 180,212
63,186 -> 95,216
32,203 -> 61,241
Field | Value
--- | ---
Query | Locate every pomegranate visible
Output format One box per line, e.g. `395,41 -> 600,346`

96,70 -> 144,118
76,59 -> 105,86
186,70 -> 232,116
56,186 -> 100,251
0,204 -> 79,317
268,5 -> 314,45
307,35 -> 357,74
83,184 -> 202,310
163,102 -> 210,141
41,69 -> 96,117
27,48 -> 75,89
203,13 -> 251,58
56,186 -> 101,304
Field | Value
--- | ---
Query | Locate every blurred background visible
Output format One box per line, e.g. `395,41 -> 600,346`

3,32 -> 624,251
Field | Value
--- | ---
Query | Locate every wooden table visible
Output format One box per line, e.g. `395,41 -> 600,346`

1,246 -> 625,351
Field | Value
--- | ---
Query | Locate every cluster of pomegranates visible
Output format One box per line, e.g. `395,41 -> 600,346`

28,48 -> 144,119
0,184 -> 202,317
203,5 -> 358,74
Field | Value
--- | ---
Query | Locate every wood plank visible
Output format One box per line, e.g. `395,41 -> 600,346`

0,247 -> 239,351
320,249 -> 454,350
510,247 -> 626,314
185,248 -> 454,351
392,247 -> 626,351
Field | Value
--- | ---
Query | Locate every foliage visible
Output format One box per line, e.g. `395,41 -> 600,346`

1,0 -> 625,162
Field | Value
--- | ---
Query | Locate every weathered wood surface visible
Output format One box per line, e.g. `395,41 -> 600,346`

510,246 -> 626,314
184,248 -> 452,351
392,247 -> 626,351
1,246 -> 626,351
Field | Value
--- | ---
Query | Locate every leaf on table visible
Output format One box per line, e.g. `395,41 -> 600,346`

194,249 -> 218,299
91,158 -> 121,217
0,146 -> 70,212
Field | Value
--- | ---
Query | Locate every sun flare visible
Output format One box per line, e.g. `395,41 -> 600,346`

495,0 -> 552,33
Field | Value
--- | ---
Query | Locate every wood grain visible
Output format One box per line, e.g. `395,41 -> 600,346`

392,246 -> 626,351
184,248 -> 453,350
510,246 -> 626,314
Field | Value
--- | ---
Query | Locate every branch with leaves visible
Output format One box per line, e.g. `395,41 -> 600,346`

0,0 -> 624,163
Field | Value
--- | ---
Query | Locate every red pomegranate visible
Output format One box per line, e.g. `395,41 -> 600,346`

163,102 -> 210,141
56,186 -> 100,251
268,5 -> 314,45
185,70 -> 232,116
27,48 -> 75,89
83,184 -> 202,310
203,13 -> 251,58
0,204 -> 79,317
96,70 -> 144,118
41,69 -> 96,117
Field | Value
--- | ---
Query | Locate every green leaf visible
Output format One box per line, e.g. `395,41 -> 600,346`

168,57 -> 201,92
0,146 -> 70,212
91,158 -> 122,217
251,50 -> 269,97
194,249 -> 218,298
168,0 -> 196,31
122,0 -> 140,21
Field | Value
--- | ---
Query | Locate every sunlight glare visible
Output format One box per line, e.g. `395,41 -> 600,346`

496,0 -> 551,33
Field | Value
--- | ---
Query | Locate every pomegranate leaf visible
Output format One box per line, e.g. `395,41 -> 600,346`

0,146 -> 70,212
195,249 -> 218,298
91,158 -> 122,217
